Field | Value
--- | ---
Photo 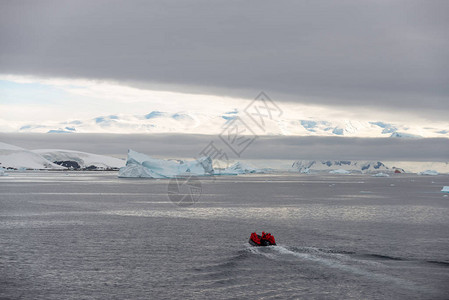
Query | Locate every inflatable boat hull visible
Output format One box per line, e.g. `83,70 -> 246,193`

248,234 -> 276,247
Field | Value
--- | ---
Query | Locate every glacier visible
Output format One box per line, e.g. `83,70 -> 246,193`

118,149 -> 214,178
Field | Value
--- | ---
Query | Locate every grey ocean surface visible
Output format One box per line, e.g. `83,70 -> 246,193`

1,172 -> 448,299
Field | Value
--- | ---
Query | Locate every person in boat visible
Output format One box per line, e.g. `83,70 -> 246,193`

250,231 -> 276,246
266,233 -> 275,245
250,232 -> 261,245
261,231 -> 276,245
261,231 -> 267,243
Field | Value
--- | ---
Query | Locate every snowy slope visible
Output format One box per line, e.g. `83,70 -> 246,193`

0,142 -> 65,169
33,149 -> 125,169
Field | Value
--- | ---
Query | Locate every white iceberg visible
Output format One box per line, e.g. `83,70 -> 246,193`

441,186 -> 449,193
372,173 -> 389,177
220,162 -> 262,175
0,167 -> 7,176
299,167 -> 311,174
418,170 -> 439,176
118,149 -> 213,178
329,169 -> 351,174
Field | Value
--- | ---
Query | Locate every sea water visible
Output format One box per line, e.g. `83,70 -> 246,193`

1,172 -> 448,299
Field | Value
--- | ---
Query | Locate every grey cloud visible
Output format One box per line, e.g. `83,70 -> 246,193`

1,133 -> 448,162
1,1 -> 448,119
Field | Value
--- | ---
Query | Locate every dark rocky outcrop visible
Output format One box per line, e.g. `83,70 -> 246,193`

54,161 -> 80,169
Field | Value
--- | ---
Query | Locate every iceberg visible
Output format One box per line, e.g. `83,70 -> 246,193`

329,169 -> 351,174
299,167 -> 311,174
118,149 -> 213,178
220,162 -> 261,175
418,170 -> 439,176
441,186 -> 449,193
372,173 -> 389,177
0,167 -> 7,176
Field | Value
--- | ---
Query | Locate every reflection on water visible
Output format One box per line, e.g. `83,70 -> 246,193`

103,204 -> 448,224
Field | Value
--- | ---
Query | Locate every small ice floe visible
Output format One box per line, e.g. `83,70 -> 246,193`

372,173 -> 389,177
329,169 -> 351,174
360,191 -> 372,194
390,184 -> 395,186
418,170 -> 439,176
441,186 -> 449,193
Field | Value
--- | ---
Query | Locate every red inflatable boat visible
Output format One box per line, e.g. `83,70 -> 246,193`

249,231 -> 276,246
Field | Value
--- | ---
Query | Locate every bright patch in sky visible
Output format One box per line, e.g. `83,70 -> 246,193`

0,75 -> 242,121
1,75 -> 448,137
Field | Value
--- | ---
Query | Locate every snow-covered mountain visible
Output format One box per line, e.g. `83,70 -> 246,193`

0,142 -> 64,170
291,160 -> 390,174
12,110 -> 449,138
0,142 -> 125,170
33,149 -> 125,169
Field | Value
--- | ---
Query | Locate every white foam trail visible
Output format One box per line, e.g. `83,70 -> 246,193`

252,245 -> 421,291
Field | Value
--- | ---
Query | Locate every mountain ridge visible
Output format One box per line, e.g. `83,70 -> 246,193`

9,110 -> 449,138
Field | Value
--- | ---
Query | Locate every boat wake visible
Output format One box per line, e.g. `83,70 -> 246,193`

246,244 -> 425,291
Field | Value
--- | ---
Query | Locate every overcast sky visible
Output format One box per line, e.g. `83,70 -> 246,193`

1,0 -> 448,121
2,133 -> 448,164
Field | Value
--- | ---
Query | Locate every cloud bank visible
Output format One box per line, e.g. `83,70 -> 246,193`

2,133 -> 448,162
1,1 -> 448,120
